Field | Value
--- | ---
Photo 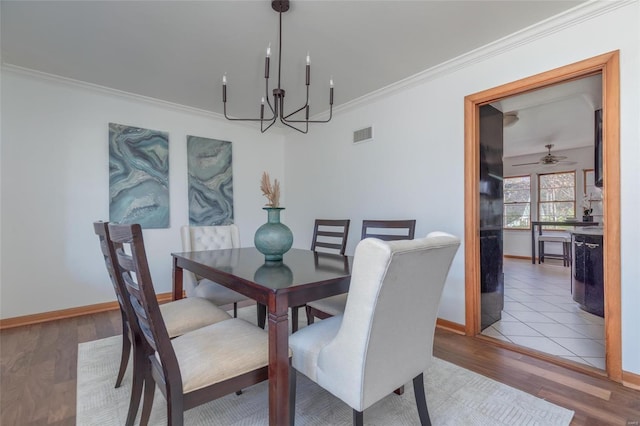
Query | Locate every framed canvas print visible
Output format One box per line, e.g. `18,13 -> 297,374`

187,136 -> 233,225
109,123 -> 170,228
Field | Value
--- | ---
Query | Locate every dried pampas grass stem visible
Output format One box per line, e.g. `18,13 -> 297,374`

260,172 -> 281,207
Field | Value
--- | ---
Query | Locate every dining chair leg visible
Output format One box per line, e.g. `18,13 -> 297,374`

233,302 -> 238,318
115,314 -> 131,388
413,373 -> 432,426
538,240 -> 544,264
257,302 -> 267,329
353,409 -> 364,426
305,305 -> 315,325
139,373 -> 155,426
125,343 -> 146,426
291,306 -> 300,333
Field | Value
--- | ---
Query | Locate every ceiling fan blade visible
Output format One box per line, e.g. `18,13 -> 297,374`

551,155 -> 568,161
512,161 -> 541,166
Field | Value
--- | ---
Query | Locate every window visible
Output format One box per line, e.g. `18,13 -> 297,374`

503,176 -> 531,229
584,169 -> 603,221
538,171 -> 576,226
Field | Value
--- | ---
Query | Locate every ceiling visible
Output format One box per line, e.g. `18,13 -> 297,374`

494,74 -> 602,158
2,0 -> 596,152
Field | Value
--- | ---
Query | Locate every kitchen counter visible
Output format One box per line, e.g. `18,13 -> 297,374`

571,226 -> 603,236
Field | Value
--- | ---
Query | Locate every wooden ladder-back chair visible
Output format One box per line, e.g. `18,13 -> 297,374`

305,219 -> 416,324
361,219 -> 416,241
94,221 -> 232,425
291,219 -> 350,333
108,223 -> 273,426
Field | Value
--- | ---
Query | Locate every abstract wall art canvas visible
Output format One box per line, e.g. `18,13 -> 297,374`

187,136 -> 233,226
109,123 -> 170,228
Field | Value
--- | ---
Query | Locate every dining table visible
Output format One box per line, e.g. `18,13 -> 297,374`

530,220 -> 600,264
171,247 -> 352,426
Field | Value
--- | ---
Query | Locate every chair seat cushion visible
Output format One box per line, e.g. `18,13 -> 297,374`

306,294 -> 348,317
171,318 -> 274,393
160,297 -> 232,338
192,279 -> 248,306
289,315 -> 342,382
538,235 -> 570,242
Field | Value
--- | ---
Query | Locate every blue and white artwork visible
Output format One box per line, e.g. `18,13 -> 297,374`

187,136 -> 233,226
109,123 -> 169,228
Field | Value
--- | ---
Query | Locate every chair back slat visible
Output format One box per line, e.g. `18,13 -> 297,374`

93,222 -> 128,311
313,241 -> 344,251
108,223 -> 180,380
361,219 -> 416,241
311,219 -> 350,255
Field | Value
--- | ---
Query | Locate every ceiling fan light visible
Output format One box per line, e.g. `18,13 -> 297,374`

503,112 -> 519,127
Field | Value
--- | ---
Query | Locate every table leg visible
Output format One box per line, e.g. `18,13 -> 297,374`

172,257 -> 184,300
268,294 -> 291,426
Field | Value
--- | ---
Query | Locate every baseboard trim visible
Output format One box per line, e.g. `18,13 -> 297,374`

504,254 -> 533,260
436,318 -> 465,334
622,370 -> 640,390
0,292 -> 174,330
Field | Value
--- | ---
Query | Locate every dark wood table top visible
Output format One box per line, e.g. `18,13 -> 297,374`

172,248 -> 352,303
173,247 -> 351,290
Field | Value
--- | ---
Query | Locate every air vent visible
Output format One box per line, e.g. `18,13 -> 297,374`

353,126 -> 374,144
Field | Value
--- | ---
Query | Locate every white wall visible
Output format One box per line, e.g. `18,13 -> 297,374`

503,146 -> 595,258
283,2 -> 639,374
0,69 -> 285,318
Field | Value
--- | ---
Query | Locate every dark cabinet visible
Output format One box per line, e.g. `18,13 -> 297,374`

572,233 -> 604,317
479,104 -> 504,330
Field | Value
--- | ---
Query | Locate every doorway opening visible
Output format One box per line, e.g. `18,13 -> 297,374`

463,51 -> 621,382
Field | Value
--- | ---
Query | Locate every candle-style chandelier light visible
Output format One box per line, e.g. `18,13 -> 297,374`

222,0 -> 333,134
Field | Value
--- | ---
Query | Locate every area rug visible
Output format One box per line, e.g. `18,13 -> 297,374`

77,324 -> 574,425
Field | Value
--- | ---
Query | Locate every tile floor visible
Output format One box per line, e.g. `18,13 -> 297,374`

481,257 -> 606,369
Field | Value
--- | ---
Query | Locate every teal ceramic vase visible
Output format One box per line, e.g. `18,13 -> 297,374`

254,207 -> 293,261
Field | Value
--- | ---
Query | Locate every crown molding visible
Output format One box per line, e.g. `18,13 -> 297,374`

333,0 -> 633,116
1,63 -> 288,135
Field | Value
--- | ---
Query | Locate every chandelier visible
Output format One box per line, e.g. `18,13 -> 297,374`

222,0 -> 334,134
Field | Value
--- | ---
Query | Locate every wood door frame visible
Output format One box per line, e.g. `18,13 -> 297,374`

464,51 -> 621,381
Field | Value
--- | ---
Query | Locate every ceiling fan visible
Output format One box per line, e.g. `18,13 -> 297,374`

513,144 -> 575,167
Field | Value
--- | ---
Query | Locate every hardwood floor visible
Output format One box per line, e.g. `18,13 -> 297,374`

1,309 -> 638,425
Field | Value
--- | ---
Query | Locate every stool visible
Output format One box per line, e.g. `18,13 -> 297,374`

538,234 -> 572,266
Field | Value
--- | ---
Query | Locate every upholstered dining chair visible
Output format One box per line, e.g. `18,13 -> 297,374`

94,221 -> 233,425
305,219 -> 416,325
179,225 -> 247,316
109,223 -> 274,426
291,219 -> 350,333
289,232 -> 460,426
181,224 -> 268,328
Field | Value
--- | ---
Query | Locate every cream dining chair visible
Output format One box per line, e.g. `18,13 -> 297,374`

289,232 -> 460,425
180,225 -> 248,316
